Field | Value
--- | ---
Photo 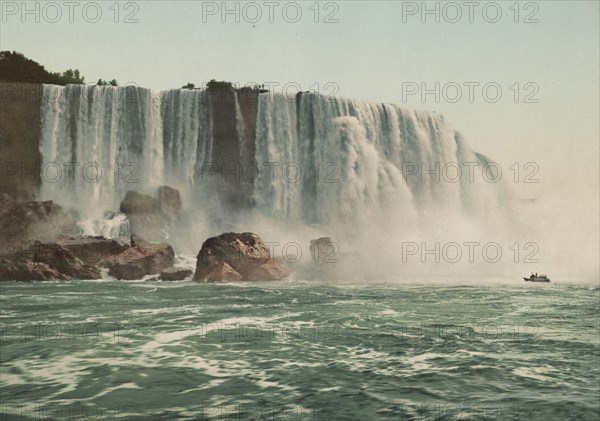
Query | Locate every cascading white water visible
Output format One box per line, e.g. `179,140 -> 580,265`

76,213 -> 131,241
39,86 -> 512,262
39,85 -> 214,239
253,93 -> 509,240
40,85 -> 165,215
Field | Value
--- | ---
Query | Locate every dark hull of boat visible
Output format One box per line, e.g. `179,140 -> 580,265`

523,278 -> 550,282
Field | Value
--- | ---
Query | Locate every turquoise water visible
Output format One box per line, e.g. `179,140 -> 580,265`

1,280 -> 598,420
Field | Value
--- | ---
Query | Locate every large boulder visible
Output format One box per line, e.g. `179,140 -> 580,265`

106,238 -> 175,280
193,232 -> 289,282
119,186 -> 182,243
119,191 -> 158,214
58,236 -> 130,266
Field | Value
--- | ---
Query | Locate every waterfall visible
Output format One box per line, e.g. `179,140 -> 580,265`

39,85 -> 213,218
253,93 -> 508,238
39,85 -> 510,247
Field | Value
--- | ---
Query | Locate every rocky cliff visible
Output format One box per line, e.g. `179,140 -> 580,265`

0,82 -> 43,199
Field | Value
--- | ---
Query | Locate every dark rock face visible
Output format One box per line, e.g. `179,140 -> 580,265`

119,191 -> 158,215
0,83 -> 43,200
105,239 -> 175,280
207,87 -> 259,210
193,232 -> 289,282
160,266 -> 193,281
58,236 -> 130,267
108,262 -> 147,280
119,186 -> 182,243
0,241 -> 99,281
0,261 -> 68,281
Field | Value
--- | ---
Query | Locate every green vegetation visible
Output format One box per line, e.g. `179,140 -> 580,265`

182,83 -> 196,90
97,79 -> 118,86
0,51 -> 85,85
206,79 -> 233,91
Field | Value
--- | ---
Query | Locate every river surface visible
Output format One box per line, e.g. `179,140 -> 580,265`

1,280 -> 598,420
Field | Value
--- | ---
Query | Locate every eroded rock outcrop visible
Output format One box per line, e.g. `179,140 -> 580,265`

193,232 -> 289,282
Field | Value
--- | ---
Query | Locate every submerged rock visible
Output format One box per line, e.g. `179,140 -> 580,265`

193,232 -> 289,282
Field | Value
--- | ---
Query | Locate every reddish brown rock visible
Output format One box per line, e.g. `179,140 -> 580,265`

106,238 -> 174,280
0,261 -> 68,281
31,242 -> 100,279
206,262 -> 243,282
247,259 -> 290,281
0,241 -> 99,281
193,232 -> 288,282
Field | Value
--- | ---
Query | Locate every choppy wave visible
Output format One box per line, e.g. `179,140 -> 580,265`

1,281 -> 598,420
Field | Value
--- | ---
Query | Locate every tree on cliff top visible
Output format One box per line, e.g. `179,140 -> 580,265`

206,79 -> 233,91
97,79 -> 118,86
0,51 -> 85,85
182,83 -> 196,90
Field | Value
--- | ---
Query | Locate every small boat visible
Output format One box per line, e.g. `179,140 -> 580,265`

523,273 -> 550,282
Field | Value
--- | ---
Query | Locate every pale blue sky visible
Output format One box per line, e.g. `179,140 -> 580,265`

1,1 -> 598,198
